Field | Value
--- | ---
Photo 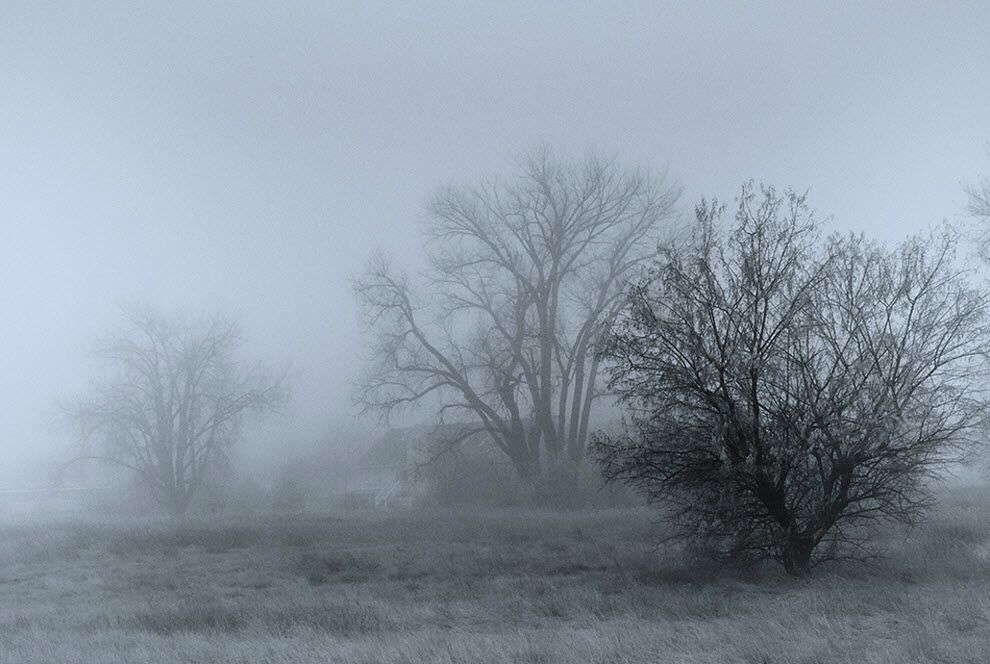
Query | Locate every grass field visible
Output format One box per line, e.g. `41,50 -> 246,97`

0,486 -> 988,663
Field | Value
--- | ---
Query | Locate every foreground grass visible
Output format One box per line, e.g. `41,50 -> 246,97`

0,487 -> 988,663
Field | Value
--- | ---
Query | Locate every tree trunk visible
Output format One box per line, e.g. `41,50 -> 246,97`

780,534 -> 815,576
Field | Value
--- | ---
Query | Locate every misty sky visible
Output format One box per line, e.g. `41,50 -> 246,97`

2,1 -> 989,486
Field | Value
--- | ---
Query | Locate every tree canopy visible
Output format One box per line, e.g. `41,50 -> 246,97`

66,307 -> 286,515
355,148 -> 680,493
596,183 -> 990,574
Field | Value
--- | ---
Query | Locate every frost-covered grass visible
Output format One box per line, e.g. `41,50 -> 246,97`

0,486 -> 988,663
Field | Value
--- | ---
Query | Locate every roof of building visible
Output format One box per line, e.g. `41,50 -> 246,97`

358,423 -> 493,470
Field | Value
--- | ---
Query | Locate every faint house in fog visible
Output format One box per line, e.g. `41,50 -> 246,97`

0,460 -> 126,517
341,424 -> 513,508
341,426 -> 441,508
0,486 -> 117,516
340,427 -> 416,509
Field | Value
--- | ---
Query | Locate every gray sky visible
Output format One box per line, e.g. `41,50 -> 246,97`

2,1 -> 989,485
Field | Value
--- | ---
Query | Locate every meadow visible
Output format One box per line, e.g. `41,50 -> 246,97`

0,486 -> 988,663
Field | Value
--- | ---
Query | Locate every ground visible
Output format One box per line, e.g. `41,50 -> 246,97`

0,486 -> 988,663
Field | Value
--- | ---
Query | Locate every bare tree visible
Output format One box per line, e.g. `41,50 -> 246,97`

966,149 -> 990,261
596,183 -> 989,575
65,307 -> 287,516
966,148 -> 990,220
354,148 -> 680,492
968,179 -> 990,220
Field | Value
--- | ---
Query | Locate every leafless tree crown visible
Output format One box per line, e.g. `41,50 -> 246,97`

596,182 -> 990,574
65,307 -> 286,515
354,148 -> 680,486
967,150 -> 990,260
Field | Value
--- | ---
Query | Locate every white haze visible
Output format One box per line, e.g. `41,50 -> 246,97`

1,1 -> 989,487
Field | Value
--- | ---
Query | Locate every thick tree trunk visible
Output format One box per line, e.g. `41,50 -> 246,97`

780,534 -> 815,576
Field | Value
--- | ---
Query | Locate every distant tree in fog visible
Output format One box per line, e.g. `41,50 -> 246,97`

596,183 -> 990,575
969,179 -> 990,220
966,150 -> 990,220
65,307 -> 287,516
354,148 -> 680,495
967,150 -> 990,259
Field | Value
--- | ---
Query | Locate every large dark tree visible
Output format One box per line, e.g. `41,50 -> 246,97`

596,183 -> 989,575
354,148 -> 680,491
66,307 -> 287,515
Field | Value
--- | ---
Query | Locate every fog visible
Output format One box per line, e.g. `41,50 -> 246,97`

6,5 -> 990,662
2,1 -> 989,489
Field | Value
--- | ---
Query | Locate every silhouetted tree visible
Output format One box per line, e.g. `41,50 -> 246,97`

354,148 -> 680,494
596,183 -> 989,575
66,307 -> 286,516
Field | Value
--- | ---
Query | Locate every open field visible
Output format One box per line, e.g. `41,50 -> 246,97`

0,487 -> 989,663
